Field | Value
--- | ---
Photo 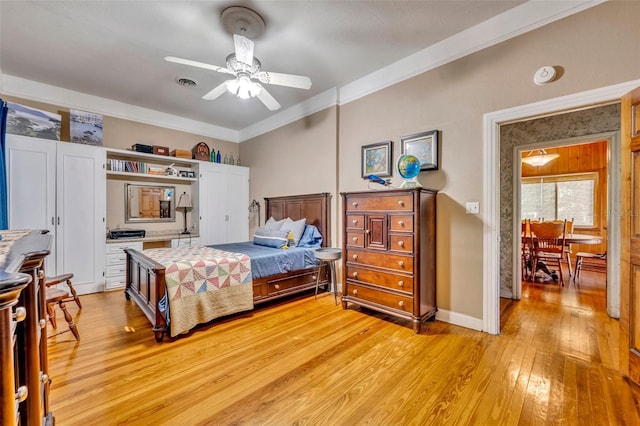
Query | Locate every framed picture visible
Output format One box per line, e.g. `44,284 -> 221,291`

361,140 -> 393,178
6,102 -> 61,141
400,130 -> 439,170
70,109 -> 103,146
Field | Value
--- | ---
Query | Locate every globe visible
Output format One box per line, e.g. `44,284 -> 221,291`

396,154 -> 422,188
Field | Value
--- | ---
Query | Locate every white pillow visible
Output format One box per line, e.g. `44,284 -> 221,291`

265,216 -> 285,230
281,217 -> 307,247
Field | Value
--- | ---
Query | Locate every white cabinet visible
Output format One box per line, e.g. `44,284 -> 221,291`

105,240 -> 143,290
6,135 -> 106,294
198,162 -> 249,245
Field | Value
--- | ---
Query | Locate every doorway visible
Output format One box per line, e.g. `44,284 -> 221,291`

512,135 -> 616,313
482,78 -> 640,335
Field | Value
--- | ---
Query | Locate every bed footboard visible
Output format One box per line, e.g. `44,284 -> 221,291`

124,248 -> 168,342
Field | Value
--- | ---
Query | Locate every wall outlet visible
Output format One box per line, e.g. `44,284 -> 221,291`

465,201 -> 480,214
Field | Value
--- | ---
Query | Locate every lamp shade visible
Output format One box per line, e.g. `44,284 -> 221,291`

521,150 -> 559,167
177,192 -> 192,209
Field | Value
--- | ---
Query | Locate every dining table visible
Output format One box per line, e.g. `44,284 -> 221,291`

522,232 -> 603,277
522,232 -> 603,245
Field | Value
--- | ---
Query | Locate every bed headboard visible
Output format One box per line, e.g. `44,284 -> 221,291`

264,193 -> 331,247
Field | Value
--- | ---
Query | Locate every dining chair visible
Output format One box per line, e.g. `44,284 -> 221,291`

45,273 -> 81,341
574,251 -> 607,281
551,218 -> 574,276
529,220 -> 567,286
521,219 -> 531,280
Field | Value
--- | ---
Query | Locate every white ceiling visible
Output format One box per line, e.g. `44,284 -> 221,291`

0,1 -> 598,141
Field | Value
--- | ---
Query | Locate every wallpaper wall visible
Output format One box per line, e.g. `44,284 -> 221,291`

499,103 -> 620,296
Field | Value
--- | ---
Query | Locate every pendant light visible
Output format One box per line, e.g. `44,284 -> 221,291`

521,149 -> 559,167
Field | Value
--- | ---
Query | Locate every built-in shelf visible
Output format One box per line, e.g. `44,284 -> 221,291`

105,147 -> 199,183
106,170 -> 197,183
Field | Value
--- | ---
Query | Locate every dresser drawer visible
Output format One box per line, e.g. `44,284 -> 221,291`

389,235 -> 413,253
106,276 -> 126,290
347,249 -> 413,273
389,214 -> 413,232
345,194 -> 413,212
346,214 -> 365,230
106,264 -> 127,277
346,231 -> 365,248
106,241 -> 143,253
346,282 -> 413,313
106,251 -> 127,266
346,265 -> 413,294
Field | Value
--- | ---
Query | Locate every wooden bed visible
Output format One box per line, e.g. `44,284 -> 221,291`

124,192 -> 331,342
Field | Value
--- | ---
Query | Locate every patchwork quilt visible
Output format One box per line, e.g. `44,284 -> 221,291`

144,246 -> 254,337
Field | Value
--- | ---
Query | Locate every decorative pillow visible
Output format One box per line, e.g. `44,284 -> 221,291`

253,228 -> 289,249
281,217 -> 307,247
264,216 -> 285,230
297,225 -> 323,248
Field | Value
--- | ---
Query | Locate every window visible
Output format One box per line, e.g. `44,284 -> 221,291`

521,173 -> 597,226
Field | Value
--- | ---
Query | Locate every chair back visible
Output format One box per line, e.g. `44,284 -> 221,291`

530,220 -> 566,254
521,219 -> 531,236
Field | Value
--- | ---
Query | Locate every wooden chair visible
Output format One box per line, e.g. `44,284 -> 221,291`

45,273 -> 80,340
521,219 -> 531,280
574,251 -> 607,281
530,220 -> 567,286
552,218 -> 575,277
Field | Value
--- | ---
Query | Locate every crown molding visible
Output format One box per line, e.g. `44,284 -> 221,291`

0,74 -> 241,142
338,0 -> 605,105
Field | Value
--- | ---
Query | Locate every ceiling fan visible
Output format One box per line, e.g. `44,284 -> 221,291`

165,33 -> 311,111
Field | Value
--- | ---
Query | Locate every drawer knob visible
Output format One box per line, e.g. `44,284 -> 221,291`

398,220 -> 404,226
15,386 -> 28,403
39,319 -> 47,329
398,280 -> 404,287
353,254 -> 358,260
352,237 -> 358,242
12,306 -> 26,322
352,202 -> 358,207
40,373 -> 50,384
352,219 -> 358,225
365,229 -> 370,234
311,276 -> 316,280
353,289 -> 358,295
398,200 -> 404,206
398,301 -> 404,307
398,261 -> 405,267
352,272 -> 358,278
274,284 -> 280,290
398,240 -> 404,247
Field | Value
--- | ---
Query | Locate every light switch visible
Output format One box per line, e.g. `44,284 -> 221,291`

465,201 -> 480,214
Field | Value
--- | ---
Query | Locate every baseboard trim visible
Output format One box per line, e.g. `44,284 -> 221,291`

436,308 -> 483,332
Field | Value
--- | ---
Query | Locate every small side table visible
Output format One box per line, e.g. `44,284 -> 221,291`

314,248 -> 342,305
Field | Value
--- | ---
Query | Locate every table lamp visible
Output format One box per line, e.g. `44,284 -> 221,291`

177,192 -> 192,234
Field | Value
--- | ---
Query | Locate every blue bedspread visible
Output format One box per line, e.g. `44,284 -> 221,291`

208,242 -> 319,279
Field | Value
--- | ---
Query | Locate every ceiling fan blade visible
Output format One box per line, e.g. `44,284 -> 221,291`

233,34 -> 254,66
202,82 -> 229,100
165,56 -> 235,75
255,71 -> 312,90
254,84 -> 281,111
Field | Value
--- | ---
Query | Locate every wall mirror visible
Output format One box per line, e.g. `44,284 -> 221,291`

125,183 -> 175,223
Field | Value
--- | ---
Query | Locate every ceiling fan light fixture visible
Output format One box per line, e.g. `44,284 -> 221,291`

226,75 -> 261,99
521,149 -> 560,167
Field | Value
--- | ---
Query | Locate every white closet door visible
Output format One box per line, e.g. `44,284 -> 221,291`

226,166 -> 249,243
199,163 -> 229,245
5,135 -> 57,274
56,142 -> 106,293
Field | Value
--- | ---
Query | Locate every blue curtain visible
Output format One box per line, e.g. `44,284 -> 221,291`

0,99 -> 8,229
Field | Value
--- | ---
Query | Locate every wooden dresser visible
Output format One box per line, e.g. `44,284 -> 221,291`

341,188 -> 437,332
0,231 -> 53,425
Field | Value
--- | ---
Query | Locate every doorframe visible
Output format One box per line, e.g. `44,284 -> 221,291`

483,78 -> 640,335
511,132 -> 620,318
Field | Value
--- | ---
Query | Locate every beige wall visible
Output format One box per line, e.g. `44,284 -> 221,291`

239,106 -> 338,242
244,2 -> 640,321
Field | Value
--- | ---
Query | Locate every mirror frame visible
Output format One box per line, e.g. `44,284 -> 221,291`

125,183 -> 176,223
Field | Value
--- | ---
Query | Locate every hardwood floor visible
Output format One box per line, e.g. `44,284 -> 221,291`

47,271 -> 640,425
